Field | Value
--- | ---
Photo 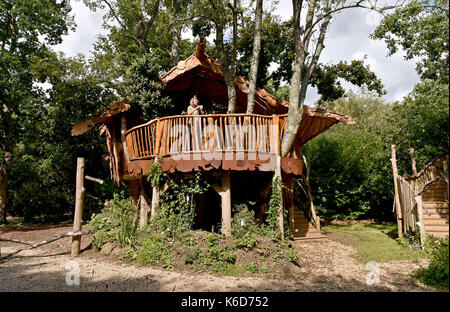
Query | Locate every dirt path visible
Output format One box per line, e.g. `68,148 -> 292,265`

0,223 -> 432,292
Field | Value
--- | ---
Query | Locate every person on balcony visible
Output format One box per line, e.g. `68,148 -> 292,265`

187,95 -> 203,152
187,95 -> 204,115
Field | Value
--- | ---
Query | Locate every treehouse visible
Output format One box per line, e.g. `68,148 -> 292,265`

72,38 -> 354,240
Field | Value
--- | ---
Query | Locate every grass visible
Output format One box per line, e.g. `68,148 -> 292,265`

322,223 -> 427,263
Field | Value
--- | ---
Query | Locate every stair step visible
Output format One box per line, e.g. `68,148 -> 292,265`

423,218 -> 449,225
427,232 -> 449,238
424,224 -> 449,232
294,235 -> 328,241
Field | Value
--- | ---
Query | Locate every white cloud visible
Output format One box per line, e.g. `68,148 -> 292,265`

54,0 -> 107,58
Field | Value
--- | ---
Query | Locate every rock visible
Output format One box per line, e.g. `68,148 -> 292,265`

111,247 -> 125,257
281,261 -> 301,276
100,242 -> 116,256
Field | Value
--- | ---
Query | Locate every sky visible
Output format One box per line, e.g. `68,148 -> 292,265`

54,0 -> 420,105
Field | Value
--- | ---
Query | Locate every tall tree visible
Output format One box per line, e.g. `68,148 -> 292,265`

280,0 -> 399,157
0,0 -> 74,224
372,0 -> 449,85
197,0 -> 241,113
8,52 -> 118,221
372,0 -> 449,164
246,0 -> 263,113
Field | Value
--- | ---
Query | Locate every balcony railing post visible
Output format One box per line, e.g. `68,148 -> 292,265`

154,119 -> 162,156
271,114 -> 280,156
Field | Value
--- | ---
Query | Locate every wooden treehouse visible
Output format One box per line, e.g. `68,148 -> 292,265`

72,38 -> 354,240
393,149 -> 449,242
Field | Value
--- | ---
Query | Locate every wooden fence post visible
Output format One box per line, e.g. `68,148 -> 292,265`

71,157 -> 85,257
391,145 -> 403,238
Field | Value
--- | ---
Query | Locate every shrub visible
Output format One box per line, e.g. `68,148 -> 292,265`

259,264 -> 269,275
415,236 -> 449,290
136,235 -> 176,269
184,246 -> 200,264
236,232 -> 258,251
88,192 -> 138,248
231,202 -> 260,239
206,232 -> 223,247
244,262 -> 258,273
149,172 -> 210,238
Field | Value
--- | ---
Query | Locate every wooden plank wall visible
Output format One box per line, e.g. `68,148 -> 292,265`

421,177 -> 449,238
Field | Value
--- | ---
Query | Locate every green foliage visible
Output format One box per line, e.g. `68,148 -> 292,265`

415,236 -> 449,290
322,223 -> 426,263
183,246 -> 200,264
403,228 -> 422,250
259,264 -> 269,275
231,202 -> 260,239
263,176 -> 284,238
0,0 -> 86,222
149,172 -> 210,237
200,245 -> 238,274
236,232 -> 258,251
125,50 -> 175,120
312,59 -> 386,104
205,232 -> 223,247
89,192 -> 138,248
136,235 -> 176,269
309,90 -> 396,221
244,262 -> 258,273
147,157 -> 164,187
7,50 -> 119,222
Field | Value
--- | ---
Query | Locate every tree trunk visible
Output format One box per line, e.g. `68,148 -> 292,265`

214,16 -> 237,114
169,1 -> 182,67
0,163 -> 9,224
281,0 -> 331,156
246,0 -> 263,114
280,0 -> 304,157
170,24 -> 181,66
0,105 -> 13,224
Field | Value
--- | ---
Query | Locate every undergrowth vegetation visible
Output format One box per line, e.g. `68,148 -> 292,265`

88,168 -> 300,277
414,236 -> 449,290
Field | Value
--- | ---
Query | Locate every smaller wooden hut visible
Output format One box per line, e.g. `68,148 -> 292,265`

394,152 -> 449,243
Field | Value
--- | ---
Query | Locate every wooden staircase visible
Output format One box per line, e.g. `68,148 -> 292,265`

421,177 -> 449,239
292,209 -> 328,241
422,201 -> 449,238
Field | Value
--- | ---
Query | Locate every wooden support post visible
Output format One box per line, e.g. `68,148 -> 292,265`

409,148 -> 417,177
415,195 -> 426,248
151,186 -> 159,217
302,154 -> 320,231
71,157 -> 85,257
221,171 -> 232,237
121,114 -> 130,162
391,145 -> 403,238
139,177 -> 149,228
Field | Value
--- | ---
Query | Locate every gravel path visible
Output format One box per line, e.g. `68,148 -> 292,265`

0,223 -> 433,292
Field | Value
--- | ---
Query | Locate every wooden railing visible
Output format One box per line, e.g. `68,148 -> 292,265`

125,113 -> 292,161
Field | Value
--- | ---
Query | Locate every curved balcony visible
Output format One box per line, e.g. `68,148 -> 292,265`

124,113 -> 303,175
